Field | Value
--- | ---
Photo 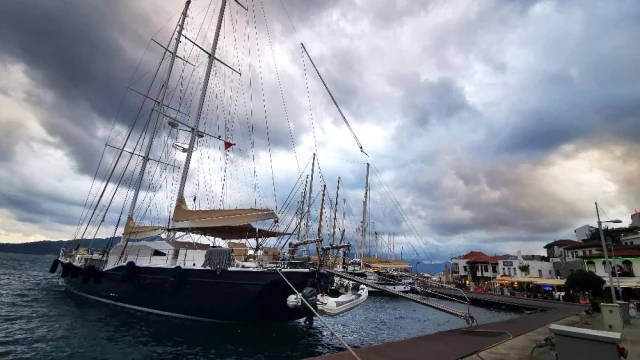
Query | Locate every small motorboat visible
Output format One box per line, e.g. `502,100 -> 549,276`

286,280 -> 369,318
317,282 -> 368,317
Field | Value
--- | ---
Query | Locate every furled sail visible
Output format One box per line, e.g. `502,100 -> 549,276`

171,197 -> 278,227
169,197 -> 287,239
123,216 -> 166,240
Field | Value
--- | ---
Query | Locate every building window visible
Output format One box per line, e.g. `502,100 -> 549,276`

622,260 -> 634,277
463,266 -> 467,272
492,265 -> 497,273
549,270 -> 553,276
582,250 -> 586,255
555,269 -> 561,277
483,265 -> 489,273
538,269 -> 542,277
507,268 -> 511,276
588,250 -> 592,254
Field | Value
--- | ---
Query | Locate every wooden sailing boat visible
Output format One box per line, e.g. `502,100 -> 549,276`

49,0 -> 353,323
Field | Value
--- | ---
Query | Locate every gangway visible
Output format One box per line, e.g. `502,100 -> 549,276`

323,268 -> 475,323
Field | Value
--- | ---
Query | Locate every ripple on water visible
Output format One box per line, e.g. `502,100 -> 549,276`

0,253 -> 519,359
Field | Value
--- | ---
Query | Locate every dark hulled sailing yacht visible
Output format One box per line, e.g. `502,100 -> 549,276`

51,0 -> 365,323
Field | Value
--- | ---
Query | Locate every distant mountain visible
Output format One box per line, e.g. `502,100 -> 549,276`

0,239 -> 453,274
0,238 -> 117,255
415,261 -> 451,275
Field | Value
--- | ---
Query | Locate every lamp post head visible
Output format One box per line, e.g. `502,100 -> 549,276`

610,219 -> 623,224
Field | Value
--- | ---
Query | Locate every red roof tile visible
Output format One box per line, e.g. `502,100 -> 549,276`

460,251 -> 488,260
467,255 -> 501,263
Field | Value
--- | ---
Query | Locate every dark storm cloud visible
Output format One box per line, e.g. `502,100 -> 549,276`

0,120 -> 27,163
391,73 -> 472,129
0,184 -> 85,226
496,1 -> 640,157
0,0 -> 165,175
0,1 -> 152,120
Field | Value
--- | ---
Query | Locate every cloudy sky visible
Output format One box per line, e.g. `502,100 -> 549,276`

0,0 -> 638,261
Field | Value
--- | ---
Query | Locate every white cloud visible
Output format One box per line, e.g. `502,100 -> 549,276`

0,0 -> 638,262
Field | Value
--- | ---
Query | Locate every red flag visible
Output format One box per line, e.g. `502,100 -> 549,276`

224,141 -> 234,151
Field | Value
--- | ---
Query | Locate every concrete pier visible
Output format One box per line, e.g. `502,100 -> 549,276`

308,294 -> 586,360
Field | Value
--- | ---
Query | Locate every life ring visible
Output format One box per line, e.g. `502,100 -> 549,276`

49,259 -> 60,273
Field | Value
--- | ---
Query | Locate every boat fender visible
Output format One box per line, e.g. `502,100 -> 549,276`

81,265 -> 96,284
120,261 -> 138,283
93,269 -> 104,284
167,266 -> 184,292
60,262 -> 71,278
69,265 -> 82,278
49,259 -> 60,273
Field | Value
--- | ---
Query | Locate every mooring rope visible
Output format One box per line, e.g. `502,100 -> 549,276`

275,270 -> 361,360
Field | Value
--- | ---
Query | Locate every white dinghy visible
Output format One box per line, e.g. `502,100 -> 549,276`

317,283 -> 368,316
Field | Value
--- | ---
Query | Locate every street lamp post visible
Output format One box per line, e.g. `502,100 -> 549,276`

610,241 -> 623,297
595,201 -> 623,302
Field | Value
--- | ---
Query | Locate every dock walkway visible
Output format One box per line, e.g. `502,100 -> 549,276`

308,289 -> 585,360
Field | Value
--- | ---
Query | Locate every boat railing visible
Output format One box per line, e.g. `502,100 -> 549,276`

62,245 -> 314,270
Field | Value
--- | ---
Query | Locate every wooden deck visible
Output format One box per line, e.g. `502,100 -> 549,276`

308,293 -> 585,360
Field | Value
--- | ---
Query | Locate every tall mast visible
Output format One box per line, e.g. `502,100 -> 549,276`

338,198 -> 346,246
297,175 -> 309,242
304,153 -> 316,240
360,162 -> 370,268
175,0 -> 228,203
316,184 -> 327,257
330,177 -> 341,246
127,0 -> 191,224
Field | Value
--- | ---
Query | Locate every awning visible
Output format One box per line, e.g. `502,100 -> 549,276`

170,224 -> 290,240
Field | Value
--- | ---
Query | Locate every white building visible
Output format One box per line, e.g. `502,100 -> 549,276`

451,251 -> 501,283
582,249 -> 640,278
621,233 -> 640,246
632,212 -> 640,228
561,241 -> 602,259
574,224 -> 597,241
498,255 -> 554,279
544,239 -> 579,259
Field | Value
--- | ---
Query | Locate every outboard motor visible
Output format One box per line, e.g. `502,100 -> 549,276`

49,259 -> 60,273
301,287 -> 318,329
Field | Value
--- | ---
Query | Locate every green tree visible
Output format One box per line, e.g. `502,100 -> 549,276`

518,263 -> 530,275
565,269 -> 605,296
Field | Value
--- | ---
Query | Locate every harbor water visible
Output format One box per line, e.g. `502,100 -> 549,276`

0,253 -> 518,359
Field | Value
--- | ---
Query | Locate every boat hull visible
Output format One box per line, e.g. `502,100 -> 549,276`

59,261 -> 317,323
